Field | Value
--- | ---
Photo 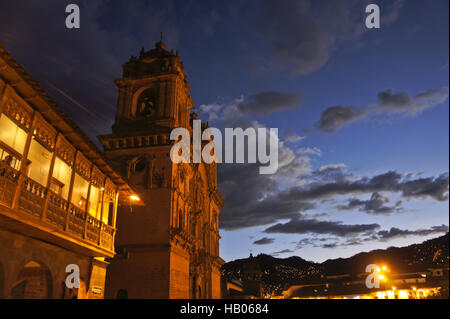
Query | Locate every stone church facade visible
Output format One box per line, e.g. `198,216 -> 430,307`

100,40 -> 225,299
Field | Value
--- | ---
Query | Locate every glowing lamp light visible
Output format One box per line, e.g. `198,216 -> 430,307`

130,195 -> 140,201
377,292 -> 386,299
382,266 -> 387,271
398,290 -> 408,299
378,274 -> 385,280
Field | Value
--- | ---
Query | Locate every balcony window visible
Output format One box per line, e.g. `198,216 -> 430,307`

0,114 -> 27,155
88,185 -> 102,219
102,198 -> 112,225
27,139 -> 53,186
51,157 -> 72,200
72,173 -> 89,210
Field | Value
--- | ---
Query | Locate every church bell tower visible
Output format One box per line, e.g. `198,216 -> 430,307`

112,40 -> 193,134
99,40 -> 225,299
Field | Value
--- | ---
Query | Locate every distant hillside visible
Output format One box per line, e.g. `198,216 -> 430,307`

221,233 -> 449,294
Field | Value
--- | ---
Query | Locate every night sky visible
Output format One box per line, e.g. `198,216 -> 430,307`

0,0 -> 448,263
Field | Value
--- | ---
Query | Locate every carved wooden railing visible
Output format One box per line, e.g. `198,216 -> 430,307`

18,177 -> 47,218
0,165 -> 116,253
0,161 -> 21,206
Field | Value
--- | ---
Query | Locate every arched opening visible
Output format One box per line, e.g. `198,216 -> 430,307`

132,87 -> 158,119
11,261 -> 52,299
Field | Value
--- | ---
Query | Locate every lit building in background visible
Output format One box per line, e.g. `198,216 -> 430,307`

0,45 -> 140,299
282,266 -> 449,299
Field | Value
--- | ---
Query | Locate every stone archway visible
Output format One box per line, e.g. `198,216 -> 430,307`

11,261 -> 52,299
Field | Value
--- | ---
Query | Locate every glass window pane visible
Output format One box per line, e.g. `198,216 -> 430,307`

52,157 -> 72,200
89,185 -> 102,219
71,173 -> 89,210
102,199 -> 111,224
0,115 -> 27,154
27,139 -> 52,186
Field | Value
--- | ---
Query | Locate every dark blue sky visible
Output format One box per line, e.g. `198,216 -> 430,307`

0,0 -> 448,262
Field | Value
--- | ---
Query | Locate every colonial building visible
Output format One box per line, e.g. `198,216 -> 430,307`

0,45 -> 141,298
101,40 -> 225,299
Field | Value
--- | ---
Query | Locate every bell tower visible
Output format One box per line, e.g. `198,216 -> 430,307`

100,41 -> 225,299
113,40 -> 193,133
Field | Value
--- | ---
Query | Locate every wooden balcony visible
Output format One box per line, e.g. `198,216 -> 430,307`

0,162 -> 116,258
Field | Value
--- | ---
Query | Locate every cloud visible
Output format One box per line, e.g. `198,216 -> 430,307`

271,249 -> 294,256
317,87 -> 449,133
296,237 -> 339,249
377,225 -> 449,241
284,130 -> 305,143
253,237 -> 275,245
237,91 -> 302,115
315,106 -> 369,133
218,163 -> 316,230
377,89 -> 414,113
377,87 -> 450,115
337,192 -> 403,215
297,147 -> 322,157
279,170 -> 449,204
252,0 -> 404,75
413,87 -> 450,113
311,163 -> 353,183
264,216 -> 380,237
400,173 -> 450,201
200,97 -> 318,230
220,163 -> 448,229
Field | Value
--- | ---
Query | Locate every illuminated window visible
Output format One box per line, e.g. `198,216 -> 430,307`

27,139 -> 53,186
71,173 -> 89,210
0,114 -> 27,155
103,198 -> 113,225
51,157 -> 72,200
89,185 -> 102,219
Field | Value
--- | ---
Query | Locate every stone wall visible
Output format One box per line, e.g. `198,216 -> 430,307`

169,246 -> 190,298
105,246 -> 170,298
0,228 -> 91,298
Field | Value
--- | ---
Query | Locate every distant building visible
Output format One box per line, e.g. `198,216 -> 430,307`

0,45 -> 139,299
221,277 -> 246,299
282,266 -> 449,299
